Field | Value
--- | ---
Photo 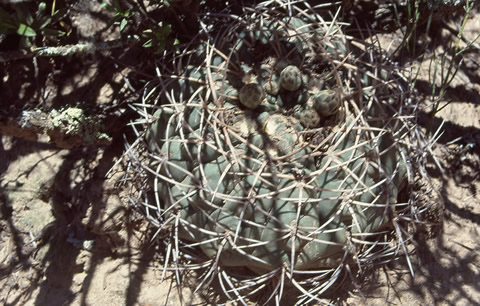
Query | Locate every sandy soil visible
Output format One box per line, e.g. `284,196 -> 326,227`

1,2 -> 479,305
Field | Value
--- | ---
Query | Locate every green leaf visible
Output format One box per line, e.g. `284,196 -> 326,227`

0,20 -> 16,31
17,23 -> 37,37
0,7 -> 16,27
155,41 -> 166,54
52,8 -> 68,22
42,28 -> 66,37
112,0 -> 123,12
120,18 -> 128,32
142,39 -> 153,48
101,2 -> 116,13
19,36 -> 32,48
33,15 -> 52,30
15,5 -> 33,25
154,24 -> 172,40
0,25 -> 11,35
105,15 -> 121,30
36,2 -> 47,18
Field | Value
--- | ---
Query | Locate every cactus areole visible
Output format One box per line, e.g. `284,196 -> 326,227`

128,3 -> 416,301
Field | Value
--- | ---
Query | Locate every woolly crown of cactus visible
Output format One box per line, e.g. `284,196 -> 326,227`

123,2 -> 429,304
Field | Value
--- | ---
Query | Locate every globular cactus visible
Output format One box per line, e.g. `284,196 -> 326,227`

123,2 -> 431,304
279,65 -> 303,91
239,83 -> 265,109
312,89 -> 340,117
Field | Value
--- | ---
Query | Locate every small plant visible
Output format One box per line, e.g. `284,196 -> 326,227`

141,23 -> 178,54
402,0 -> 480,135
425,0 -> 479,134
101,0 -> 134,32
101,0 -> 179,54
0,1 -> 68,48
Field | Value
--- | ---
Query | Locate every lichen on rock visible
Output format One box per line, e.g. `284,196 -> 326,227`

50,107 -> 111,146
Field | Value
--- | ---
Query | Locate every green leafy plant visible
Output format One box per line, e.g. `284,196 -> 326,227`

101,0 -> 133,32
101,0 -> 178,54
0,1 -> 68,48
141,23 -> 178,54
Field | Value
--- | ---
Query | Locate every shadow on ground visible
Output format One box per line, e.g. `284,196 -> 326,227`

0,136 -> 172,305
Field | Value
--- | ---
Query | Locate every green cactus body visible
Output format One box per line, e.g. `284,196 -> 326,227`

312,89 -> 340,116
146,16 -> 404,264
147,103 -> 406,271
263,80 -> 279,96
299,107 -> 321,128
239,83 -> 265,109
126,4 -> 419,301
280,65 -> 303,91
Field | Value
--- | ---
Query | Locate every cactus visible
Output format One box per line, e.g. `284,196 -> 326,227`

123,2 -> 430,304
312,89 -> 340,117
279,65 -> 303,91
239,83 -> 265,109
